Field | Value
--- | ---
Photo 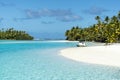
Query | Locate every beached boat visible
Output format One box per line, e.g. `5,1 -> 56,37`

77,42 -> 86,47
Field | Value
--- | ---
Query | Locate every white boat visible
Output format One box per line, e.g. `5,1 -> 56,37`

77,42 -> 86,47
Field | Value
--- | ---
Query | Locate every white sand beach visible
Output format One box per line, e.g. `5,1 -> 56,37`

60,44 -> 120,67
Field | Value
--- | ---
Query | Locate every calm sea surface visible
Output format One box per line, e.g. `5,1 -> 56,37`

0,40 -> 120,80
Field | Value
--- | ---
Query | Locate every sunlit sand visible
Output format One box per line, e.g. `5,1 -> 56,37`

60,44 -> 120,67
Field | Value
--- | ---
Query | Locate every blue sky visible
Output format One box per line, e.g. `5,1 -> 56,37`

0,0 -> 120,39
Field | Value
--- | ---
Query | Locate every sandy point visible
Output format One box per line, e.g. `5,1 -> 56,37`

60,44 -> 120,67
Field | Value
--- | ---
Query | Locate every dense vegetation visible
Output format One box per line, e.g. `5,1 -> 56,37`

65,11 -> 120,43
0,28 -> 33,40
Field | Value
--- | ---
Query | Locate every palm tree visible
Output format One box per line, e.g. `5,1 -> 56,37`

95,16 -> 101,23
105,16 -> 109,24
117,11 -> 120,20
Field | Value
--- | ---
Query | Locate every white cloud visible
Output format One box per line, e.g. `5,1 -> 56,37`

23,8 -> 82,22
83,6 -> 109,15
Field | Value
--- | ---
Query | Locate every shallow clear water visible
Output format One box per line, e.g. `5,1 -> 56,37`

0,41 -> 120,80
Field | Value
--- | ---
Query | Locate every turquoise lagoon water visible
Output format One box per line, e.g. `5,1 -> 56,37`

0,41 -> 120,80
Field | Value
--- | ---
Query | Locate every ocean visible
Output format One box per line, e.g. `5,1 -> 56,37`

0,40 -> 120,80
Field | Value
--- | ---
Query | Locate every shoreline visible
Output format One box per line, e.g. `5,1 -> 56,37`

0,40 -> 79,44
60,44 -> 120,67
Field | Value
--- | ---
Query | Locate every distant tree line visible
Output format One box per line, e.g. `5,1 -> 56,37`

0,28 -> 33,40
65,11 -> 120,43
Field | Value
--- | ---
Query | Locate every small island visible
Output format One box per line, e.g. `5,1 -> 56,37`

0,28 -> 33,40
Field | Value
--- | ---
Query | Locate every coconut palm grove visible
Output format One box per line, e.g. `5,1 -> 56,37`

0,28 -> 33,40
65,11 -> 120,43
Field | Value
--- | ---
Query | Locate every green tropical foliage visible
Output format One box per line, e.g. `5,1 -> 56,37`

0,28 -> 33,40
65,12 -> 120,43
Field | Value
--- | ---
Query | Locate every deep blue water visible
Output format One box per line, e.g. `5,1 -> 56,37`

0,41 -> 120,80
